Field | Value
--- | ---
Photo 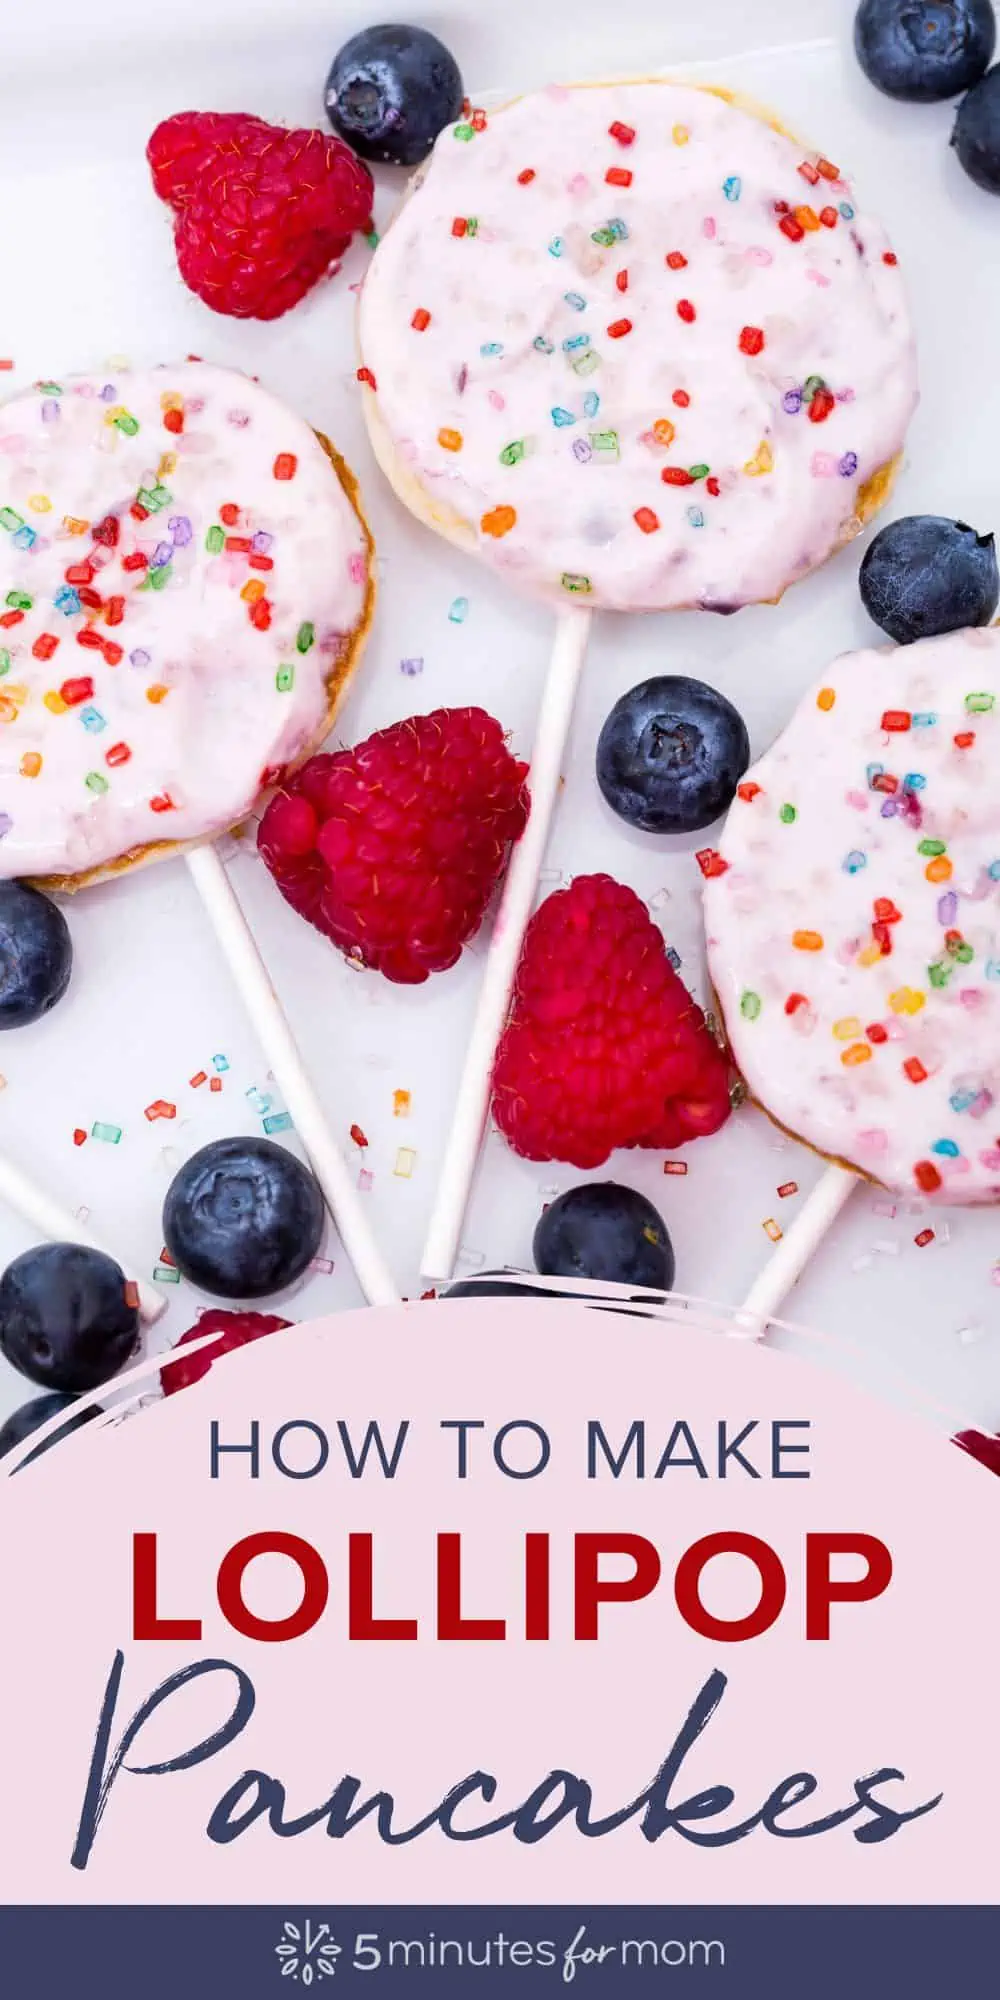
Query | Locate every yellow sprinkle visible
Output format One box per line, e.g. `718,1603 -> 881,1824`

160,390 -> 183,411
27,494 -> 52,514
841,1042 -> 872,1067
438,427 -> 463,452
858,942 -> 882,967
19,751 -> 42,777
62,516 -> 89,536
0,696 -> 19,725
672,124 -> 690,145
816,687 -> 836,712
889,987 -> 925,1016
145,684 -> 169,705
158,452 -> 177,478
393,1090 -> 411,1118
393,1147 -> 417,1179
104,404 -> 127,426
744,439 -> 774,477
763,1217 -> 782,1242
43,691 -> 68,715
833,1016 -> 863,1040
241,579 -> 266,603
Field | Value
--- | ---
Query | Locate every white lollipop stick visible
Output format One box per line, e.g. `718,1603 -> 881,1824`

421,605 -> 592,1284
736,1161 -> 856,1337
0,1151 -> 167,1324
185,844 -> 399,1308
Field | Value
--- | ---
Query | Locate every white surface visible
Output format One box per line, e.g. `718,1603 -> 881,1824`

740,1161 -> 858,1333
0,0 -> 997,1430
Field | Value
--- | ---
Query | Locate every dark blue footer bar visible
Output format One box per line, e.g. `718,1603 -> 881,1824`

0,1906 -> 995,1995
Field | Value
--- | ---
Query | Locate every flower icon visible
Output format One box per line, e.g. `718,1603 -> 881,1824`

275,1919 -> 342,1983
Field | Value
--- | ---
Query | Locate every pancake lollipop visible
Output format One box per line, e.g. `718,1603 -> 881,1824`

356,76 -> 918,1278
0,362 -> 395,1305
705,625 -> 1000,1327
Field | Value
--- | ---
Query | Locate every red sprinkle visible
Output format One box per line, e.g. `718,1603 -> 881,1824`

145,1100 -> 177,1122
105,595 -> 125,626
777,1182 -> 799,1199
122,552 -> 148,572
808,388 -> 836,423
866,1022 -> 889,1044
665,251 -> 688,270
706,476 -> 721,497
105,742 -> 132,767
209,1076 -> 222,1093
672,389 -> 691,408
75,629 -> 104,651
607,318 -> 633,338
164,406 -> 185,435
871,923 -> 894,955
250,599 -> 272,630
914,1160 -> 942,1194
65,561 -> 95,586
225,536 -> 252,554
190,1070 -> 208,1088
31,634 -> 59,661
150,793 -> 175,813
883,251 -> 898,265
609,121 -> 636,145
737,781 -> 761,802
661,466 -> 695,486
780,214 -> 805,242
130,503 -> 149,522
273,453 -> 297,480
249,554 -> 274,571
817,157 -> 840,180
351,1123 -> 369,1149
784,993 -> 809,1015
871,772 -> 899,794
903,1057 -> 928,1084
615,268 -> 629,292
739,325 -> 765,355
677,299 -> 696,323
0,611 -> 23,629
102,640 -> 123,666
819,206 -> 839,228
73,1128 -> 87,1147
516,168 -> 536,185
411,308 -> 431,332
219,503 -> 239,526
451,216 -> 468,237
606,166 -> 633,187
634,507 -> 660,534
881,710 -> 911,732
695,848 -> 729,879
356,367 -> 377,389
77,587 -> 103,610
954,730 -> 976,749
873,898 -> 901,923
60,676 -> 94,706
914,1228 -> 935,1248
92,515 -> 120,547
798,161 -> 821,185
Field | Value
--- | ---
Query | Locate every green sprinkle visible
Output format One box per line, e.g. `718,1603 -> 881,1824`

740,990 -> 762,1020
954,941 -> 975,963
365,227 -> 380,249
590,226 -> 616,247
466,216 -> 479,237
92,1120 -> 122,1144
114,412 -> 140,437
154,1263 -> 181,1285
561,572 -> 592,594
296,622 -> 315,654
500,440 -> 526,466
0,508 -> 24,533
148,562 -> 172,591
5,590 -> 31,611
571,349 -> 601,376
589,429 -> 619,456
454,122 -> 475,142
37,381 -> 63,397
85,771 -> 109,794
779,803 -> 797,824
928,961 -> 951,989
803,375 -> 827,398
263,1111 -> 294,1134
689,463 -> 710,480
136,484 -> 171,513
0,651 -> 9,677
276,664 -> 295,692
205,525 -> 225,553
918,838 -> 946,856
965,691 -> 995,713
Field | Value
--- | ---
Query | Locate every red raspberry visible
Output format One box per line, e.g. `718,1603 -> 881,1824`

954,1428 -> 1000,1478
161,1308 -> 292,1396
258,708 -> 530,984
147,111 -> 373,321
491,875 -> 732,1169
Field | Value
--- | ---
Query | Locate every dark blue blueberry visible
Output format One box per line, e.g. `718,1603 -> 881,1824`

859,514 -> 999,642
533,1183 -> 675,1291
855,0 -> 995,102
0,882 -> 72,1028
442,1270 -> 563,1299
0,1244 -> 138,1392
953,62 -> 1000,188
596,676 -> 750,834
324,24 -> 464,167
0,1390 -> 98,1468
163,1137 -> 325,1299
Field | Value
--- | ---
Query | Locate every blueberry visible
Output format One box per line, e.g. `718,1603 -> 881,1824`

324,24 -> 464,168
163,1137 -> 325,1299
855,0 -> 995,102
533,1183 -> 676,1291
859,514 -> 999,642
0,1244 -> 138,1392
0,1390 -> 98,1468
0,882 -> 72,1028
441,1270 -> 564,1299
596,676 -> 750,834
953,62 -> 1000,188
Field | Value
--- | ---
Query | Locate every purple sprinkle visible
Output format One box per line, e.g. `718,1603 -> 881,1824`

0,814 -> 13,841
41,400 -> 61,423
455,364 -> 469,396
168,515 -> 193,547
880,798 -> 898,818
251,530 -> 274,554
400,656 -> 424,676
938,891 -> 959,925
572,438 -> 592,463
782,388 -> 802,415
130,648 -> 151,669
151,542 -> 173,568
100,383 -> 117,402
838,451 -> 859,477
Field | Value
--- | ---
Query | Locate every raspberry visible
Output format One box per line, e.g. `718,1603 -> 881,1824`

491,874 -> 732,1168
147,111 -> 373,321
258,708 -> 529,984
161,1308 -> 292,1396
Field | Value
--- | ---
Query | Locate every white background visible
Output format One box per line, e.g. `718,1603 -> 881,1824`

0,0 -> 997,1427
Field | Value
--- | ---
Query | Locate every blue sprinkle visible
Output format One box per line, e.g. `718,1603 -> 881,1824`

583,391 -> 600,417
686,506 -> 705,528
212,1053 -> 230,1072
448,597 -> 469,624
54,586 -> 81,616
912,712 -> 938,728
80,706 -> 106,734
666,946 -> 681,972
480,342 -> 503,357
562,333 -> 590,351
12,525 -> 36,551
533,335 -> 555,354
931,1139 -> 960,1157
723,175 -> 742,201
782,388 -> 803,415
564,291 -> 587,311
548,237 -> 565,257
987,960 -> 1000,981
843,849 -> 867,873
399,655 -> 424,676
988,861 -> 1000,879
245,1087 -> 273,1116
608,217 -> 629,240
903,771 -> 926,790
840,202 -> 855,219
866,762 -> 884,788
263,1111 -> 294,1135
551,406 -> 576,426
950,1087 -> 978,1111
